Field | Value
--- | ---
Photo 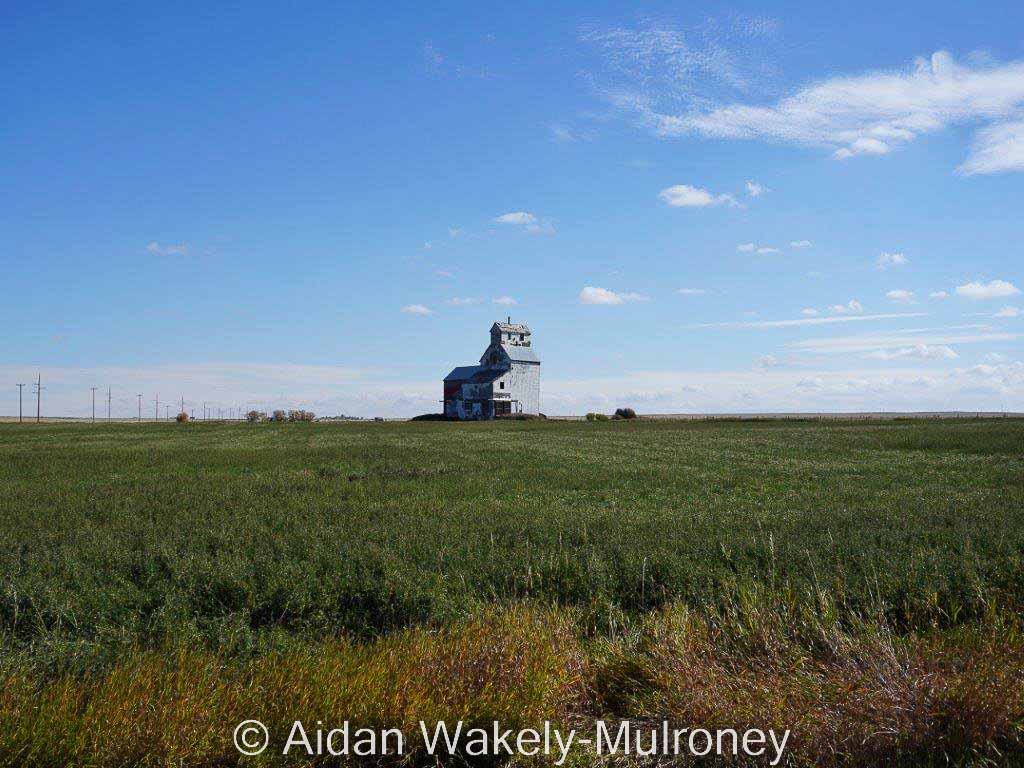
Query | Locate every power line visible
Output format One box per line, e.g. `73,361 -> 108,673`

33,374 -> 44,423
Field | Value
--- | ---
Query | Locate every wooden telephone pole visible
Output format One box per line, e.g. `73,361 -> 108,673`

16,384 -> 25,423
33,374 -> 44,423
90,387 -> 97,423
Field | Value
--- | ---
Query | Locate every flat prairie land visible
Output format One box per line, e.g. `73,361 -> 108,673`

1,419 -> 1023,766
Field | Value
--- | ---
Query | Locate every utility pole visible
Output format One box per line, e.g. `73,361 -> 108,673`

17,384 -> 24,423
107,387 -> 112,421
154,394 -> 159,421
34,374 -> 44,423
165,405 -> 170,420
137,394 -> 142,422
90,387 -> 97,423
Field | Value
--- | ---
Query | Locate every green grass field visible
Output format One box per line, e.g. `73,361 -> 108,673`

1,419 -> 1023,766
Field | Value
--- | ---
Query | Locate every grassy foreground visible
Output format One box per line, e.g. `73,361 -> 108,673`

1,419 -> 1023,765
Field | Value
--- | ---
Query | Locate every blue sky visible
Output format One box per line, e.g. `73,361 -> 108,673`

2,2 -> 1023,417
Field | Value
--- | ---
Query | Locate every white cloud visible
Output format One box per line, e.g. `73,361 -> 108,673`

955,279 -> 1020,300
551,124 -> 575,142
929,290 -> 948,299
864,344 -> 958,361
755,354 -> 779,369
959,120 -> 1024,175
493,296 -> 518,306
877,252 -> 908,269
694,311 -> 924,329
494,211 -> 553,234
745,180 -> 765,196
995,306 -> 1021,318
401,304 -> 433,315
494,212 -> 537,225
580,286 -> 649,305
801,308 -> 818,316
659,184 -> 736,207
790,240 -> 812,248
550,123 -> 595,142
146,242 -> 188,256
886,289 -> 915,303
423,241 -> 433,250
445,297 -> 482,306
830,299 -> 864,314
677,288 -> 707,296
595,44 -> 1024,172
835,137 -> 891,159
448,227 -> 462,238
737,242 -> 779,254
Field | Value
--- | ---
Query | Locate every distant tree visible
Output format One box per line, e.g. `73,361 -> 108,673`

271,410 -> 287,422
288,410 -> 315,422
246,410 -> 267,423
613,407 -> 637,420
175,412 -> 189,423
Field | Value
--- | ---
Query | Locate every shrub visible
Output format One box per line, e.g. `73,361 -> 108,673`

270,410 -> 287,422
613,407 -> 637,420
175,412 -> 189,423
595,413 -> 610,421
287,410 -> 315,422
246,410 -> 266,423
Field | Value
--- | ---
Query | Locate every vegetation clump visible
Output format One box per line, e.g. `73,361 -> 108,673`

613,407 -> 637,420
175,412 -> 188,423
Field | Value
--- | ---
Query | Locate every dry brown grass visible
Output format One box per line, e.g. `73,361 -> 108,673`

608,601 -> 1024,766
0,607 -> 587,767
1,602 -> 1022,766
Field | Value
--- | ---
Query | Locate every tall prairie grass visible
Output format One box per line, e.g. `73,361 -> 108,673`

0,419 -> 1022,765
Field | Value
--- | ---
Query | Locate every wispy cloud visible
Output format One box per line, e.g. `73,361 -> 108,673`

745,180 -> 765,197
791,330 -> 1015,354
959,120 -> 1024,175
930,290 -> 949,299
995,306 -> 1021,318
401,304 -> 433,315
737,242 -> 779,254
877,252 -> 908,269
790,240 -> 812,248
493,296 -> 518,306
677,288 -> 707,296
585,36 -> 1024,173
693,311 -> 925,329
494,211 -> 554,234
580,286 -> 650,305
146,242 -> 189,256
445,297 -> 482,306
659,184 -> 736,207
830,299 -> 864,314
